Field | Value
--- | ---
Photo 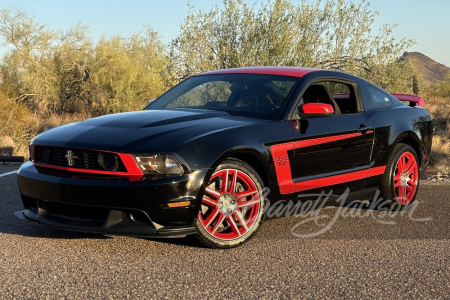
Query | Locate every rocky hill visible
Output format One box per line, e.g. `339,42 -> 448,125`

402,52 -> 450,86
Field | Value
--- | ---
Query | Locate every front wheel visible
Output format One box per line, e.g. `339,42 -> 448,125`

380,143 -> 420,209
194,159 -> 265,248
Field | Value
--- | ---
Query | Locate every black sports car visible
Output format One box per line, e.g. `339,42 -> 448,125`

15,67 -> 433,248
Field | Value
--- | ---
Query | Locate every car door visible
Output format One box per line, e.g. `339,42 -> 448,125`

272,77 -> 378,197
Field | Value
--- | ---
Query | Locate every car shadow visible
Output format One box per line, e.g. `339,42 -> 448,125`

142,235 -> 207,248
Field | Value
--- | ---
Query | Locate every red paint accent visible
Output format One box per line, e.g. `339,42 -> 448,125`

391,93 -> 425,107
293,132 -> 361,149
198,67 -> 318,78
199,169 -> 261,240
393,151 -> 418,205
290,120 -> 298,130
301,103 -> 334,114
295,166 -> 386,193
271,132 -> 383,194
33,147 -> 143,181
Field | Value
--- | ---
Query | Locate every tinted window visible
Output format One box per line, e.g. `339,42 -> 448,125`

369,86 -> 392,106
149,74 -> 299,120
300,81 -> 358,114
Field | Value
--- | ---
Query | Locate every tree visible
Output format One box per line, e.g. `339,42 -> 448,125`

0,8 -> 58,113
87,26 -> 170,114
412,75 -> 419,95
170,0 -> 415,93
0,8 -> 170,116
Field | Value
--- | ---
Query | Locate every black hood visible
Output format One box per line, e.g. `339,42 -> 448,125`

32,109 -> 268,153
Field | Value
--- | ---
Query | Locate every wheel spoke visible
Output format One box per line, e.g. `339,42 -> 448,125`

235,189 -> 258,200
211,213 -> 225,234
406,184 -> 416,196
397,186 -> 406,204
405,159 -> 414,174
407,178 -> 417,187
393,176 -> 401,187
402,185 -> 407,204
226,216 -> 241,237
203,208 -> 220,228
237,199 -> 260,208
233,211 -> 249,232
401,155 -> 407,171
202,196 -> 218,206
227,170 -> 238,194
205,187 -> 221,199
221,170 -> 229,194
397,157 -> 403,172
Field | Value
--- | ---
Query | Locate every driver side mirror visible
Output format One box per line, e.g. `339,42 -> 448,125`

297,103 -> 334,119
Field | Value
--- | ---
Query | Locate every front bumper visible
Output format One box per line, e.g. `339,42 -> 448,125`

16,162 -> 207,237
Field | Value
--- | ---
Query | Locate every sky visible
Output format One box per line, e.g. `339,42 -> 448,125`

1,0 -> 449,66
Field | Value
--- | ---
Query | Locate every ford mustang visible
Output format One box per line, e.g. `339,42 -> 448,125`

15,67 -> 433,248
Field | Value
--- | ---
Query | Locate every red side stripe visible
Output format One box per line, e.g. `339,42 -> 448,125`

294,166 -> 385,193
271,131 -> 382,194
293,132 -> 361,148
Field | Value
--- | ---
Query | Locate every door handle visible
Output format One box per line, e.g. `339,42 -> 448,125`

357,124 -> 373,133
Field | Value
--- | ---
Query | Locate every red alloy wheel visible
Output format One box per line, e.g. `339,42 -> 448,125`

198,169 -> 261,240
393,152 -> 419,205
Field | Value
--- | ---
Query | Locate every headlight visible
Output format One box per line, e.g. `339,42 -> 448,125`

134,154 -> 184,175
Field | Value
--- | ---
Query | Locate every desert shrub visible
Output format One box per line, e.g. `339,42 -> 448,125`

0,94 -> 39,156
430,131 -> 450,175
0,136 -> 15,156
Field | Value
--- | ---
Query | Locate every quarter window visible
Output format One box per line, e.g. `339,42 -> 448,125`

369,86 -> 392,106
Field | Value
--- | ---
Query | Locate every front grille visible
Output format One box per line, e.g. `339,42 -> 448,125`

35,166 -> 130,181
34,146 -> 126,172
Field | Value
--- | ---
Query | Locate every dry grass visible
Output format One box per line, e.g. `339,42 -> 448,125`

12,113 -> 87,158
425,96 -> 450,120
0,136 -> 15,156
426,95 -> 450,175
430,122 -> 450,175
0,93 -> 90,157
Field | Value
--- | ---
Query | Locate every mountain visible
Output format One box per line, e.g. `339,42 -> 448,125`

401,52 -> 450,87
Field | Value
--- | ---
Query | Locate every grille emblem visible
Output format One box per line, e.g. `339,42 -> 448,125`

65,150 -> 78,166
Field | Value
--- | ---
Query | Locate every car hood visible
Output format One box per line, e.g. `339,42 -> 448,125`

32,109 -> 269,153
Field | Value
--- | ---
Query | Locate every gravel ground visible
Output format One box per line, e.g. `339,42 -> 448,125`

424,174 -> 450,182
0,164 -> 449,299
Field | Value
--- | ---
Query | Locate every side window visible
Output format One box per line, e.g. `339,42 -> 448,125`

300,81 -> 359,115
369,86 -> 392,106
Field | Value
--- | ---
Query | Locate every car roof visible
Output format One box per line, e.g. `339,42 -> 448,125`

197,66 -> 318,78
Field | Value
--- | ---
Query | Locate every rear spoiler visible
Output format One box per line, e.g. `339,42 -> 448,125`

390,93 -> 424,107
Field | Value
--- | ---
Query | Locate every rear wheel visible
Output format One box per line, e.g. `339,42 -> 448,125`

195,159 -> 265,248
380,143 -> 420,209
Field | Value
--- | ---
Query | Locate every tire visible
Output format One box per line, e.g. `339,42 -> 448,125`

379,143 -> 420,209
194,159 -> 265,248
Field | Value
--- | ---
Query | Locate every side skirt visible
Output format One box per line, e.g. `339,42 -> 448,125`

264,186 -> 378,221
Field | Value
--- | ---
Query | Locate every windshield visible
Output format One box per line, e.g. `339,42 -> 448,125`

147,74 -> 299,120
